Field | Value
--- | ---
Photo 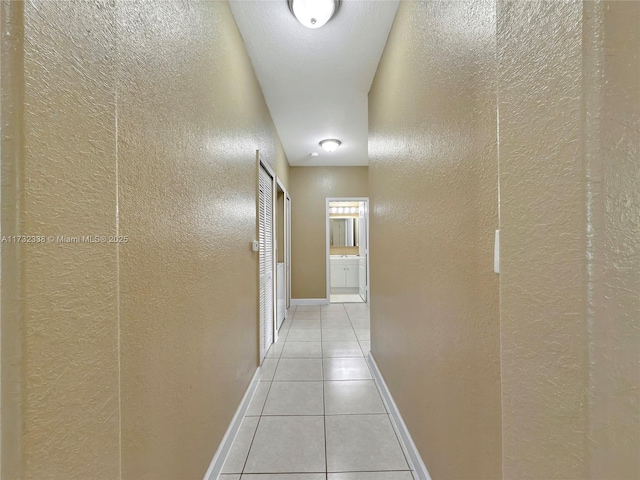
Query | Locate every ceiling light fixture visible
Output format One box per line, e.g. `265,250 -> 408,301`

310,152 -> 319,157
319,139 -> 341,153
288,0 -> 340,29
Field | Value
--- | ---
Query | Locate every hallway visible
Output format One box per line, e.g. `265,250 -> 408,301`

219,303 -> 415,479
1,0 -> 638,479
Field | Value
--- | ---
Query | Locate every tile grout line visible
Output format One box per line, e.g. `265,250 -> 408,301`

321,307 -> 329,479
349,307 -> 414,474
238,324 -> 287,477
225,304 -> 379,479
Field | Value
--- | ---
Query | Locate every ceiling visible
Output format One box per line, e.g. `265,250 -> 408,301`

229,0 -> 400,167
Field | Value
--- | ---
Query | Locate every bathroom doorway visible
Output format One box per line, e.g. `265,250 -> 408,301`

326,198 -> 369,304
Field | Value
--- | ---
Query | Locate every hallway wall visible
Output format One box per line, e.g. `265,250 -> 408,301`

3,2 -> 120,478
586,4 -> 639,476
1,2 -> 26,478
498,1 -> 640,478
497,2 -> 587,477
290,166 -> 368,300
117,2 -> 289,479
370,1 -> 639,479
368,1 -> 502,479
1,1 -> 289,479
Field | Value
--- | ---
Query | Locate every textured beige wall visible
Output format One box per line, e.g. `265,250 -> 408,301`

117,2 -> 288,478
1,2 -> 24,478
586,3 -> 640,477
499,1 -> 639,478
368,2 -> 502,479
290,167 -> 368,299
2,1 -> 288,479
498,2 -> 588,477
19,2 -> 121,478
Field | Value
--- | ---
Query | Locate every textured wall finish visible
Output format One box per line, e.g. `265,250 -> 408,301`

117,2 -> 287,479
19,1 -> 120,478
498,2 -> 588,477
2,1 -> 288,479
368,1 -> 502,478
586,4 -> 640,477
1,2 -> 25,478
498,1 -> 640,478
289,166 -> 368,300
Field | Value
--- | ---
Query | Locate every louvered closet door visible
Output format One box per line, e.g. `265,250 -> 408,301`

259,165 -> 274,363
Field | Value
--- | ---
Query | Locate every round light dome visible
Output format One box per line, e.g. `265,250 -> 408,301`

319,139 -> 341,153
288,0 -> 339,29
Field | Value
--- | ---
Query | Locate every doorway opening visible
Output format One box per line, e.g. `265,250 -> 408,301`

326,198 -> 370,304
275,179 -> 291,331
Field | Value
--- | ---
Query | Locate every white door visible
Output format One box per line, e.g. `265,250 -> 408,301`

358,202 -> 368,301
259,163 -> 275,363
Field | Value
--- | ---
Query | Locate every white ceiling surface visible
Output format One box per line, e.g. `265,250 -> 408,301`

229,0 -> 400,167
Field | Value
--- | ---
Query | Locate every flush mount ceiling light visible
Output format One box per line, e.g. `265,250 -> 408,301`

310,152 -> 319,157
319,139 -> 341,153
288,0 -> 340,29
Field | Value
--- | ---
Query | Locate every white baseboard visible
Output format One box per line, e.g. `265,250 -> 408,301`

367,353 -> 432,480
291,298 -> 330,306
202,367 -> 261,480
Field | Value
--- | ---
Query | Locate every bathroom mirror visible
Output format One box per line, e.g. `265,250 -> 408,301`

330,218 -> 359,247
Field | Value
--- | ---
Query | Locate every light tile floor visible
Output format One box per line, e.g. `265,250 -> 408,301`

219,303 -> 416,480
330,294 -> 365,304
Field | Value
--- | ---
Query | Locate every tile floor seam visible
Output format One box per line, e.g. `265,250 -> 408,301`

257,414 -> 326,417
221,303 -> 387,480
270,379 -> 375,383
240,336 -> 285,476
321,312 -> 329,479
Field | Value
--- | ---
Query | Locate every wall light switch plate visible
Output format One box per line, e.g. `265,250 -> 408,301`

251,240 -> 260,252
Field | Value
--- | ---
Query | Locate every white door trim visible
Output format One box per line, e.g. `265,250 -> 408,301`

285,192 -> 292,314
325,197 -> 370,305
275,177 -> 291,321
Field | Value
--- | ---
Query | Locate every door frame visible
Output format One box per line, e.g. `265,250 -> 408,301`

325,197 -> 370,305
285,192 -> 292,313
257,152 -> 278,360
275,177 -> 292,319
